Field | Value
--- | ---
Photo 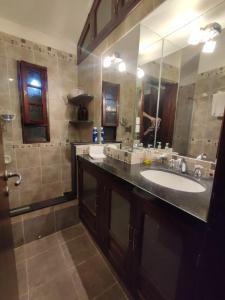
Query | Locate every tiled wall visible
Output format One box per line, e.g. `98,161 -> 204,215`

11,200 -> 79,247
77,0 -> 165,142
0,31 -> 79,210
173,66 -> 224,161
7,143 -> 71,209
188,67 -> 224,160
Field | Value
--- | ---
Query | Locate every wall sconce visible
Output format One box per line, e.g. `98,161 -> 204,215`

103,52 -> 124,70
137,67 -> 145,79
188,22 -> 222,54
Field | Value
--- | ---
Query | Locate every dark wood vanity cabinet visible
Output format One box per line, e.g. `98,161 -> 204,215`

134,198 -> 204,300
78,158 -> 205,300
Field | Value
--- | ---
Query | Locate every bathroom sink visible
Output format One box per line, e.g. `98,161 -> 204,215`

140,170 -> 206,193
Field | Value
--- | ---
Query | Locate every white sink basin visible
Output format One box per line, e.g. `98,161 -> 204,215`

140,170 -> 206,193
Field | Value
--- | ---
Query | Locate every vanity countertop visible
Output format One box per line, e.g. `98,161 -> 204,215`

78,155 -> 213,223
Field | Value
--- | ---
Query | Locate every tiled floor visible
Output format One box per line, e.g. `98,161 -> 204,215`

15,223 -> 129,300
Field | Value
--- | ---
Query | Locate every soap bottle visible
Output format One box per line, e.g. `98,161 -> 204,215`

100,127 -> 104,144
92,127 -> 98,143
157,142 -> 162,149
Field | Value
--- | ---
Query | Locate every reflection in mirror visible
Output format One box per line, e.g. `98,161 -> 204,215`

155,40 -> 180,149
136,26 -> 162,148
101,26 -> 140,145
165,9 -> 225,161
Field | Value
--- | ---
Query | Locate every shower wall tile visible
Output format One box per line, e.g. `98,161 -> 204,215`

11,200 -> 79,247
0,30 -> 78,210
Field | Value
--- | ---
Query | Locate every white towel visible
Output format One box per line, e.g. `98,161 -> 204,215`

89,145 -> 106,159
212,92 -> 225,117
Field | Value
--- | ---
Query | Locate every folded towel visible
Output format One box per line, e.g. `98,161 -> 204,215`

212,92 -> 225,117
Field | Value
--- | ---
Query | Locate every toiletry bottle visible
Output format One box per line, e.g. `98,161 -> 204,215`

157,142 -> 162,149
100,127 -> 104,144
165,143 -> 169,150
92,127 -> 98,143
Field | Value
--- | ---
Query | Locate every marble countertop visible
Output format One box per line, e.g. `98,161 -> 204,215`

78,155 -> 213,223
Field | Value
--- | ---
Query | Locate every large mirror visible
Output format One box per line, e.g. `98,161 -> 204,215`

101,0 -> 225,162
101,26 -> 140,145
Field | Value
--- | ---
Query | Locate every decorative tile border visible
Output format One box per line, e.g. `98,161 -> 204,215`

0,30 -> 76,62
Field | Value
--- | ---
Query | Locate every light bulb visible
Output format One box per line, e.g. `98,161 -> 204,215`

118,62 -> 126,72
202,40 -> 216,53
188,29 -> 203,45
103,56 -> 111,68
137,68 -> 145,79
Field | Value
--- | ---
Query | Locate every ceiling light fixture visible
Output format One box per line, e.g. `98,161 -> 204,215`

137,67 -> 145,79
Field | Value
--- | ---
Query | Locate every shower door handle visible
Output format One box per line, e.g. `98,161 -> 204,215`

0,170 -> 22,186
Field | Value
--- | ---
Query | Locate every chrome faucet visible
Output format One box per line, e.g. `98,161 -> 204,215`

178,158 -> 187,174
196,153 -> 207,160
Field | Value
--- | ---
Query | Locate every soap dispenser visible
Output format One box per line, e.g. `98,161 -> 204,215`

157,142 -> 162,149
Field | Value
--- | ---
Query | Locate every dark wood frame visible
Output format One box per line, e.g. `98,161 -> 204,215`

17,61 -> 50,143
77,0 -> 142,64
102,81 -> 120,127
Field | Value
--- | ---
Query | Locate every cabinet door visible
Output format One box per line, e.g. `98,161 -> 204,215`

95,0 -> 114,35
78,166 -> 100,238
105,185 -> 134,285
135,201 -> 203,300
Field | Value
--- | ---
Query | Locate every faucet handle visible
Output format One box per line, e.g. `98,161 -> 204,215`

194,165 -> 204,178
169,158 -> 175,169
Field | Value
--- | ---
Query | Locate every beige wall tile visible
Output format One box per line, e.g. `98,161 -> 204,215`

41,182 -> 63,200
42,165 -> 61,184
40,146 -> 61,166
16,147 -> 41,169
20,183 -> 43,206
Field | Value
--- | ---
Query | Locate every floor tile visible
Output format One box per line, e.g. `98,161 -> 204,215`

61,234 -> 97,267
16,261 -> 28,297
25,233 -> 58,259
29,269 -> 79,300
70,267 -> 89,300
20,294 -> 28,300
95,283 -> 128,300
57,223 -> 84,244
77,254 -> 115,299
15,225 -> 130,300
27,245 -> 67,289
